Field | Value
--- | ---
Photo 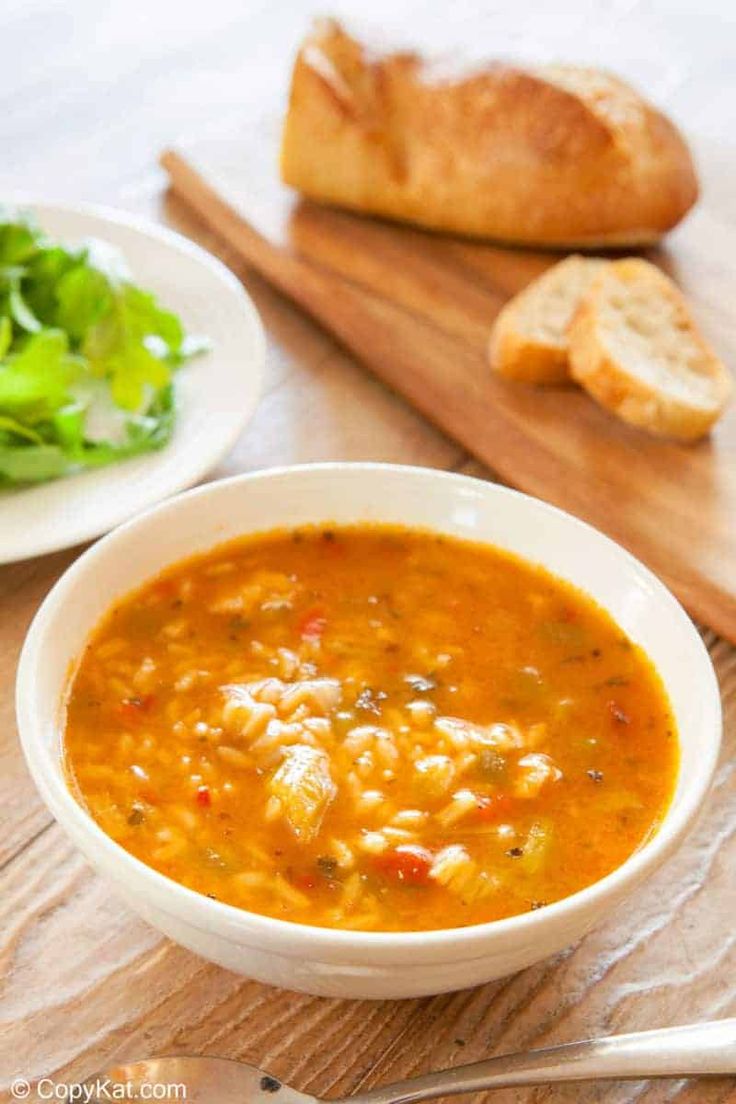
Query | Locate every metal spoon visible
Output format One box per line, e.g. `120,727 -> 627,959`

91,1019 -> 736,1102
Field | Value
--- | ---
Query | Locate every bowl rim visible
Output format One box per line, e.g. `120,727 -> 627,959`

16,461 -> 722,955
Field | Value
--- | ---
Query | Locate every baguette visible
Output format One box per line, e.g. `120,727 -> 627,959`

568,259 -> 733,441
489,256 -> 607,383
280,20 -> 699,248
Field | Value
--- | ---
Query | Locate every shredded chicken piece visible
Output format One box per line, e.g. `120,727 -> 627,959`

268,744 -> 337,842
434,717 -> 524,752
515,753 -> 562,798
429,845 -> 497,902
277,678 -> 342,717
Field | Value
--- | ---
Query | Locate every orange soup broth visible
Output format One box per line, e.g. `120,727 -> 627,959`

64,525 -> 678,932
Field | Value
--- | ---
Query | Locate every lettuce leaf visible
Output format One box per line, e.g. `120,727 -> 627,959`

0,210 -> 206,485
0,330 -> 82,421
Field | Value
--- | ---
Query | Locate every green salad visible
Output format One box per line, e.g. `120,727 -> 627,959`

0,211 -> 206,486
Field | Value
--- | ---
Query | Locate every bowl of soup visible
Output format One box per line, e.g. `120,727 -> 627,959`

16,464 -> 721,998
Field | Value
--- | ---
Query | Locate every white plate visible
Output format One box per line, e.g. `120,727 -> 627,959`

0,202 -> 265,563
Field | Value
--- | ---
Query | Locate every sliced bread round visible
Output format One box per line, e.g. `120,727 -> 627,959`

568,258 -> 733,441
489,256 -> 607,384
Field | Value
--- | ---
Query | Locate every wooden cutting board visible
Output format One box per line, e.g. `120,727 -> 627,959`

161,140 -> 736,644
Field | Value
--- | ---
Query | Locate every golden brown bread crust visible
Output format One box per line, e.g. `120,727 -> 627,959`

568,259 -> 733,441
489,329 -> 571,385
280,20 -> 699,247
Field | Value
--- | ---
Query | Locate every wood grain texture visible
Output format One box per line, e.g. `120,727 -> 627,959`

160,145 -> 736,644
1,1 -> 734,1100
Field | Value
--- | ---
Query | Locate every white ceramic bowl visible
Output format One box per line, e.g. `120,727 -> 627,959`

16,464 -> 721,1000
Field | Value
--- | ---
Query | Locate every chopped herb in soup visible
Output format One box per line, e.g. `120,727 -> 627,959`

63,525 -> 678,931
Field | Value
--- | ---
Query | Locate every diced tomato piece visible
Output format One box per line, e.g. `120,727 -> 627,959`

475,793 -> 515,821
298,606 -> 327,641
293,873 -> 317,891
374,845 -> 433,886
196,785 -> 211,808
118,695 -> 154,721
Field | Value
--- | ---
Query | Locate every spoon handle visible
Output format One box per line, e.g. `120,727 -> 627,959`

346,1019 -> 736,1104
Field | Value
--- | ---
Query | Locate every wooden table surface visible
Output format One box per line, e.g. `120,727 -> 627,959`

1,1 -> 734,1101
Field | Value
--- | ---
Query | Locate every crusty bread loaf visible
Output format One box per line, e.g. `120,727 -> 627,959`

568,259 -> 733,440
280,20 -> 699,248
489,256 -> 607,383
